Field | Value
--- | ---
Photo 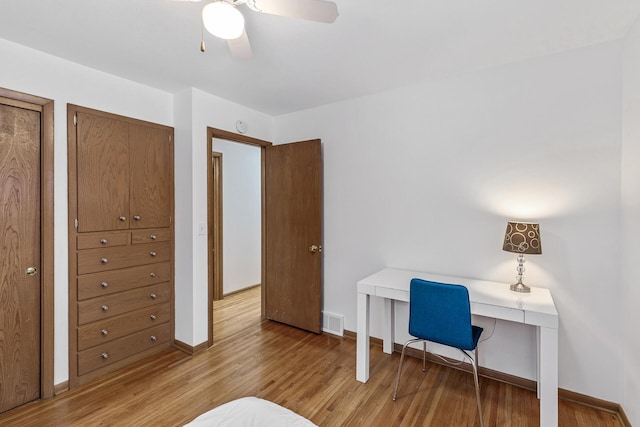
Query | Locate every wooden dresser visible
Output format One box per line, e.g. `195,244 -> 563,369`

67,105 -> 174,386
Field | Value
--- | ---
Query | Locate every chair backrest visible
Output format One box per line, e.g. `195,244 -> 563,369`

409,278 -> 475,350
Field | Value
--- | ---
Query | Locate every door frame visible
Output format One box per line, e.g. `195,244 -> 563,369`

0,87 -> 55,399
206,127 -> 272,346
211,151 -> 223,302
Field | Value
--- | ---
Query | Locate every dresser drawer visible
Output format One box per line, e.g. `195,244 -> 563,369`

131,228 -> 171,245
77,231 -> 129,250
77,241 -> 171,274
77,323 -> 171,376
77,303 -> 171,351
78,282 -> 171,325
77,262 -> 171,300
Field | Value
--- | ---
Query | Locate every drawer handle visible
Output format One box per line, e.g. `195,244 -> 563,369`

150,234 -> 157,240
150,293 -> 157,300
150,335 -> 157,342
150,251 -> 157,257
101,305 -> 109,312
150,272 -> 156,278
100,258 -> 108,264
133,215 -> 141,221
101,353 -> 109,359
119,216 -> 126,222
101,329 -> 108,336
101,281 -> 109,288
150,314 -> 157,321
100,238 -> 108,245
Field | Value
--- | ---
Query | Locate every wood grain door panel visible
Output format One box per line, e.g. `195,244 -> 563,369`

265,140 -> 322,333
76,113 -> 130,232
0,103 -> 41,412
129,125 -> 172,229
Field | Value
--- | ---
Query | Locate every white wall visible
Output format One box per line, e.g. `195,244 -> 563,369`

275,42 -> 624,401
0,38 -> 174,385
212,139 -> 261,295
621,15 -> 640,426
173,88 -> 273,346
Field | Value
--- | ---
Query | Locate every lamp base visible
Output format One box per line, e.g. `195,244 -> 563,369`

510,282 -> 531,293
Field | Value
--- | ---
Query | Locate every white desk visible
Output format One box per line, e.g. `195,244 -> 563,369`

356,268 -> 558,427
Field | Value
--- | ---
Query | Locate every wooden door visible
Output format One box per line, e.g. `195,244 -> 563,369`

76,113 -> 130,232
0,103 -> 41,412
265,139 -> 322,333
129,124 -> 172,229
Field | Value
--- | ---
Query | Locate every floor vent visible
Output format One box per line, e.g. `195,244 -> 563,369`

322,312 -> 344,336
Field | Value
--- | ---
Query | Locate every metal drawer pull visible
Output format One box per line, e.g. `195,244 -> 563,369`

150,234 -> 157,240
100,238 -> 108,245
133,215 -> 141,221
150,293 -> 157,299
150,251 -> 157,257
100,258 -> 108,264
101,281 -> 108,288
119,216 -> 126,221
150,314 -> 157,320
101,353 -> 109,359
101,305 -> 109,312
101,329 -> 108,336
150,335 -> 157,342
150,272 -> 156,278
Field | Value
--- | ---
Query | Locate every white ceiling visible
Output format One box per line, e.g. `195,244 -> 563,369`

1,0 -> 639,115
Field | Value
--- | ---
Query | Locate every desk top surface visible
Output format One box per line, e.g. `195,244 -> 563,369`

357,268 -> 558,327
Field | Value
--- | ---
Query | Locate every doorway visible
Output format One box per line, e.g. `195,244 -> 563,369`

0,87 -> 55,411
206,128 -> 271,345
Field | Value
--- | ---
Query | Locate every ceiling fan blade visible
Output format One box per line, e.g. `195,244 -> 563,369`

227,29 -> 253,60
250,0 -> 338,23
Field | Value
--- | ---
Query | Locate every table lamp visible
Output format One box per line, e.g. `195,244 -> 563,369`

502,221 -> 542,293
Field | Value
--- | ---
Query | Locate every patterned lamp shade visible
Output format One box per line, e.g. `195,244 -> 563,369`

502,222 -> 542,255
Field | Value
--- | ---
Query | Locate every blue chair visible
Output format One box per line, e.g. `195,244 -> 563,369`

392,278 -> 484,427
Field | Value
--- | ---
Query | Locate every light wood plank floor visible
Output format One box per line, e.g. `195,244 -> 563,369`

0,286 -> 622,426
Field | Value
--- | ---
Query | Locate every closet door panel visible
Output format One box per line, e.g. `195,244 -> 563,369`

77,113 -> 130,232
129,125 -> 172,229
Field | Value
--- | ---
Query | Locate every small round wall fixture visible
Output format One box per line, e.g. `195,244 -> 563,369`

236,120 -> 248,134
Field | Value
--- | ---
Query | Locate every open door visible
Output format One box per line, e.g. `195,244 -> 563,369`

265,139 -> 322,333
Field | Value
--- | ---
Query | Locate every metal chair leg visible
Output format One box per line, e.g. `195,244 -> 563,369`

422,341 -> 426,372
393,338 -> 422,401
462,349 -> 484,427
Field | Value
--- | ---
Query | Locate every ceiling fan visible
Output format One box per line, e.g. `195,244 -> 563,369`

169,0 -> 339,60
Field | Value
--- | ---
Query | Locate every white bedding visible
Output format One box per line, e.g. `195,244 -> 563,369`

184,397 -> 317,427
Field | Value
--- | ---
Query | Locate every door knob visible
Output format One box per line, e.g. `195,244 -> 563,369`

25,266 -> 38,276
309,245 -> 322,254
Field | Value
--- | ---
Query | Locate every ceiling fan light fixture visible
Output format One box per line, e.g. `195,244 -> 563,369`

202,1 -> 245,40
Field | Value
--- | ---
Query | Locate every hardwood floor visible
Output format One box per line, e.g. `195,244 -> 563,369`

0,286 -> 623,426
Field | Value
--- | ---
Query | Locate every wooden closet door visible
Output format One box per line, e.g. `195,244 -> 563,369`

77,113 -> 130,232
0,103 -> 41,412
129,124 -> 172,229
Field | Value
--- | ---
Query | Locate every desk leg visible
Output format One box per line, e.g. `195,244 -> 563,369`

538,326 -> 558,427
383,298 -> 394,354
356,292 -> 370,383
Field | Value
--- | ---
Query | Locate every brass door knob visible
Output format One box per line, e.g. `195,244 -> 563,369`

309,245 -> 322,254
25,266 -> 38,276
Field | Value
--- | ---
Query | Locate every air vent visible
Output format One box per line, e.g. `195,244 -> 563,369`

322,311 -> 344,336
